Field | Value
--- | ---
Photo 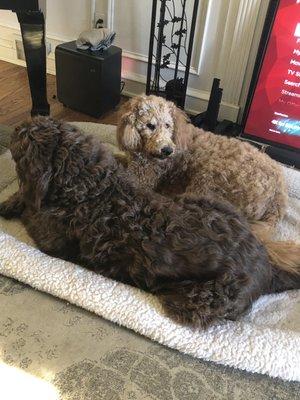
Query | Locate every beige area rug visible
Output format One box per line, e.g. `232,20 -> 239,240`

0,123 -> 299,399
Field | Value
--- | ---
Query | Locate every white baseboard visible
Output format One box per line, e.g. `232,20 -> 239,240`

122,71 -> 239,119
0,24 -> 239,120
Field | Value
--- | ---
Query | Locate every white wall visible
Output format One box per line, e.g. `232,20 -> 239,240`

108,0 -> 268,120
0,0 -> 92,40
0,10 -> 18,29
0,0 -> 268,121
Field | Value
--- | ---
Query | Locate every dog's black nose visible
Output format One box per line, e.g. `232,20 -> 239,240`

161,146 -> 173,157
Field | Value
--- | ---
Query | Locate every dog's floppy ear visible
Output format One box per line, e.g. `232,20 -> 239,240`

12,119 -> 58,210
170,103 -> 191,150
117,101 -> 141,152
24,159 -> 53,210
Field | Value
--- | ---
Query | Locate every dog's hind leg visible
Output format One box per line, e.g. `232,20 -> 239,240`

22,208 -> 80,264
156,273 -> 251,328
0,190 -> 25,219
259,185 -> 288,227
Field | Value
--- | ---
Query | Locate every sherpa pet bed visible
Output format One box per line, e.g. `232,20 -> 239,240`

0,122 -> 299,382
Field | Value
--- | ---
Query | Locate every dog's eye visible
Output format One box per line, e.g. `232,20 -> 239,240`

146,123 -> 156,131
165,123 -> 170,128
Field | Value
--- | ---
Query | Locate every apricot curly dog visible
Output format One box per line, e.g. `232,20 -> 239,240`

0,118 -> 299,328
117,95 -> 288,226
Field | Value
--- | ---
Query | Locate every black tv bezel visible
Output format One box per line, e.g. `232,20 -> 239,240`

241,0 -> 300,159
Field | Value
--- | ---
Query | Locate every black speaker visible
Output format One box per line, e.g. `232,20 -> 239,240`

55,41 -> 122,118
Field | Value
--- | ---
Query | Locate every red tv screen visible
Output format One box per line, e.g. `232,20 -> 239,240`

244,0 -> 300,150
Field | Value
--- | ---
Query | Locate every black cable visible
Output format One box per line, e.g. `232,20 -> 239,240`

120,80 -> 125,94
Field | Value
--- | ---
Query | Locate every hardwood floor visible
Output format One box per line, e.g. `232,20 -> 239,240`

0,60 -> 126,127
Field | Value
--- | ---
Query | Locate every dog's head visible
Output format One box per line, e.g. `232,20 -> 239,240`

117,95 -> 189,158
11,118 -> 61,209
11,118 -> 116,210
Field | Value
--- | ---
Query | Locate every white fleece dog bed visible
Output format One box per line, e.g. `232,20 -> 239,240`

0,122 -> 299,382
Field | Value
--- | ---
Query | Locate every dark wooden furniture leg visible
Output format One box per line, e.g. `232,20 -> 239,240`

16,10 -> 50,116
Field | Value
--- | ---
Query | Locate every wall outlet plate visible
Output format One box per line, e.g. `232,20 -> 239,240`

94,13 -> 106,28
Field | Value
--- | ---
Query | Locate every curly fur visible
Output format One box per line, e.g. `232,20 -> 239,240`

0,117 -> 299,328
117,95 -> 288,226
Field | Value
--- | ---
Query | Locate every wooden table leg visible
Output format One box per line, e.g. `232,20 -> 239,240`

17,10 -> 50,116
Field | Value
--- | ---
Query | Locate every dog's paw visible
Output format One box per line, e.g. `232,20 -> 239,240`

0,201 -> 22,219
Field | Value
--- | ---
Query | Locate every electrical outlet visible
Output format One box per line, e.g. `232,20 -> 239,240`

94,13 -> 106,28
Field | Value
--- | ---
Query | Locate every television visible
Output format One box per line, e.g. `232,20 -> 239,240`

241,0 -> 300,168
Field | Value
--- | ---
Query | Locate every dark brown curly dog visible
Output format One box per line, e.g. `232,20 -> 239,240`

1,118 -> 299,328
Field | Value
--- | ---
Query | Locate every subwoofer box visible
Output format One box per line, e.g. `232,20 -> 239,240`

55,41 -> 122,117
